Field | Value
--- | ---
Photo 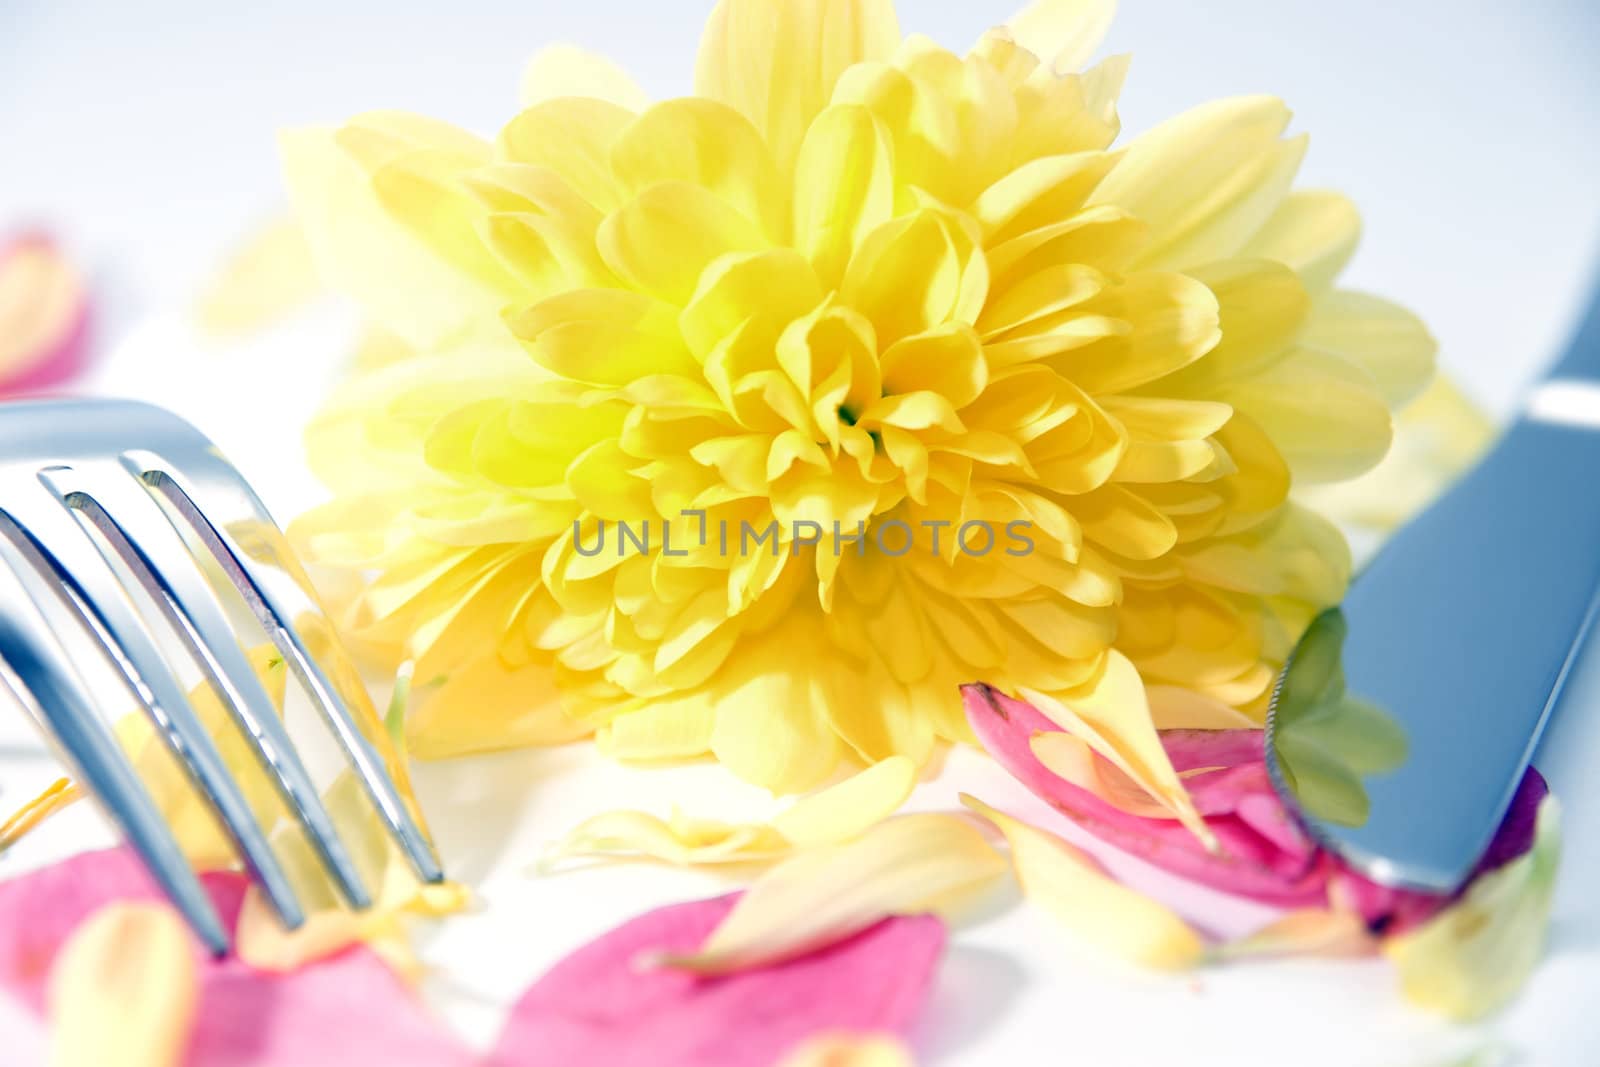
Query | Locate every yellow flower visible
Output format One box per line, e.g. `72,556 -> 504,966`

285,0 -> 1433,794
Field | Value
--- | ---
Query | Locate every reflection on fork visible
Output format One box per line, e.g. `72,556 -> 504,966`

0,399 -> 443,952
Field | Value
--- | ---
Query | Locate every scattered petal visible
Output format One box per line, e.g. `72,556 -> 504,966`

544,756 -> 918,871
0,233 -> 91,393
656,813 -> 1003,975
47,904 -> 198,1067
0,848 -> 477,1066
779,1033 -> 916,1067
1385,795 -> 1561,1021
962,794 -> 1205,970
488,894 -> 943,1067
1219,908 -> 1376,960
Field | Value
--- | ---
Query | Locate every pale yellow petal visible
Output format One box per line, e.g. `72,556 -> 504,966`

1090,96 -> 1305,271
1239,189 -> 1361,294
407,655 -> 590,760
1303,289 -> 1436,407
598,182 -> 768,306
520,43 -> 650,111
769,755 -> 918,847
694,0 -> 901,169
1019,650 -> 1213,848
598,694 -> 717,760
1385,796 -> 1561,1021
962,795 -> 1205,970
497,97 -> 635,211
48,904 -> 198,1067
1297,374 -> 1494,536
541,809 -> 784,869
658,813 -> 1005,974
708,633 -> 847,794
1004,0 -> 1117,73
780,1034 -> 916,1067
280,126 -> 503,346
1220,908 -> 1376,959
611,98 -> 787,242
194,216 -> 324,337
1218,346 -> 1394,484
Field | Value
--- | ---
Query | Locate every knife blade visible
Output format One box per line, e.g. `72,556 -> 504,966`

1266,274 -> 1600,893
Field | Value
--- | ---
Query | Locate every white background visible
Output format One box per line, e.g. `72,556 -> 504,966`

3,2 -> 1599,1063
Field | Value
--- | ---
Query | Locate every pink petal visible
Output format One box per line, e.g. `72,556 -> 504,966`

1330,767 -> 1550,935
0,233 -> 93,394
0,848 -> 475,1067
489,894 -> 945,1067
963,684 -> 1328,907
965,684 -> 1553,937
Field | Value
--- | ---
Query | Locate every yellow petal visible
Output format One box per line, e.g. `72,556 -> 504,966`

598,693 -> 718,760
1222,909 -> 1376,960
694,0 -> 901,169
768,755 -> 918,848
407,655 -> 590,760
280,126 -> 503,347
1303,289 -> 1436,407
1239,189 -> 1361,294
1218,346 -> 1394,483
497,97 -> 635,211
842,210 -> 986,347
194,216 -> 323,337
793,105 -> 896,288
961,795 -> 1205,970
542,809 -> 787,869
657,813 -> 1005,974
611,98 -> 787,242
520,43 -> 650,111
1090,96 -> 1305,271
0,777 -> 80,853
708,632 -> 847,794
1297,373 -> 1494,536
1385,796 -> 1561,1022
369,148 -> 523,295
1004,0 -> 1118,73
48,904 -> 198,1067
1019,650 -> 1213,848
780,1034 -> 916,1067
598,182 -> 768,306
1146,685 -> 1259,729
236,767 -> 469,978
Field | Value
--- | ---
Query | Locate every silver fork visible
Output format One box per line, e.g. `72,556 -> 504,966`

0,398 -> 444,951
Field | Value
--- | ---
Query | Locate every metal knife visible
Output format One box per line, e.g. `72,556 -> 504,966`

1266,274 -> 1600,893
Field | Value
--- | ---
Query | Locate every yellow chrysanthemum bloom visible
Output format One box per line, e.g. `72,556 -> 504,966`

285,0 -> 1434,796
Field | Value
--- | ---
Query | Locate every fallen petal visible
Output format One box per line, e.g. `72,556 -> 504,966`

1220,908 -> 1376,960
489,895 -> 944,1067
963,683 -> 1327,907
962,794 -> 1205,971
0,233 -> 92,393
0,848 -> 477,1065
48,903 -> 198,1067
778,1033 -> 916,1067
657,813 -> 1002,975
1384,795 -> 1561,1020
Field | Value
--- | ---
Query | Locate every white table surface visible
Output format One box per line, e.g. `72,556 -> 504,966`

3,2 -> 1599,1062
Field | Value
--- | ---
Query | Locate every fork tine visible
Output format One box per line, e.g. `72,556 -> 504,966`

43,469 -> 374,911
136,461 -> 445,885
0,540 -> 229,954
0,492 -> 307,929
